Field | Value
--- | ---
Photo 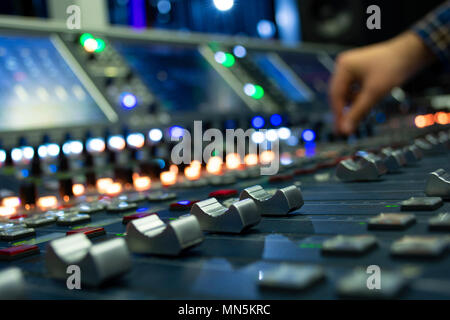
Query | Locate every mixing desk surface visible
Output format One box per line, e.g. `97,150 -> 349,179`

0,129 -> 448,300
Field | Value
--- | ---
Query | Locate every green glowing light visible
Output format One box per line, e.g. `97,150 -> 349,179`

299,243 -> 322,249
385,205 -> 399,208
222,53 -> 235,67
80,33 -> 94,45
252,85 -> 264,99
95,38 -> 106,52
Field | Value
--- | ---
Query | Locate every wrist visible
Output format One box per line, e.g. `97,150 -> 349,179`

389,31 -> 435,73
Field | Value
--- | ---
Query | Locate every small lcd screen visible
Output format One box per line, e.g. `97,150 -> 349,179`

0,35 -> 109,132
278,52 -> 333,100
113,42 -> 247,113
250,52 -> 312,103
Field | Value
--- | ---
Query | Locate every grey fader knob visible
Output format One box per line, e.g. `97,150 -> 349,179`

403,145 -> 423,163
0,268 -> 26,299
358,153 -> 387,175
239,185 -> 303,216
191,198 -> 260,233
126,214 -> 203,255
381,148 -> 405,172
425,169 -> 450,199
336,159 -> 380,182
46,233 -> 131,287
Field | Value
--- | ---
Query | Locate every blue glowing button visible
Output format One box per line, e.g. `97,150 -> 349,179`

251,116 -> 265,129
302,129 -> 316,142
170,200 -> 199,211
270,114 -> 282,126
120,92 -> 138,109
169,126 -> 184,139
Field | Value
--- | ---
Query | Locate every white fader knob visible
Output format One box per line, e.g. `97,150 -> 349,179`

425,169 -> 450,199
0,268 -> 26,299
239,185 -> 304,216
126,214 -> 203,256
46,233 -> 131,287
191,198 -> 260,233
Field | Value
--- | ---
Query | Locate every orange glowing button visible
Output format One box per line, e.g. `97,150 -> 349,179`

260,150 -> 275,164
72,184 -> 86,197
206,156 -> 223,174
184,165 -> 201,181
414,115 -> 426,128
226,153 -> 241,170
435,112 -> 448,125
133,176 -> 151,191
244,154 -> 258,166
96,178 -> 114,193
160,171 -> 177,186
37,196 -> 58,210
2,197 -> 20,208
0,206 -> 15,217
106,182 -> 122,196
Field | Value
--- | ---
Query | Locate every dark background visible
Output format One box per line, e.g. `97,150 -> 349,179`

0,0 -> 446,45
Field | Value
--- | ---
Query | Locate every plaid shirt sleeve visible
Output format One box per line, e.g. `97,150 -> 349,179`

412,1 -> 450,63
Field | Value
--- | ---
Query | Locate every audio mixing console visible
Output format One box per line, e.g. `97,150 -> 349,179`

0,17 -> 448,300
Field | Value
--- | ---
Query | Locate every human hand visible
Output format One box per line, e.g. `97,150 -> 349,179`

329,32 -> 434,135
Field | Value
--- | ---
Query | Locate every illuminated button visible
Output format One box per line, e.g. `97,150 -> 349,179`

321,235 -> 377,255
66,227 -> 106,239
106,200 -> 138,213
126,214 -> 203,256
400,196 -> 443,211
169,200 -> 199,211
75,201 -> 105,214
46,234 -> 131,287
391,236 -> 448,258
208,189 -> 238,199
239,185 -> 304,216
120,92 -> 137,109
2,197 -> 20,208
148,191 -> 177,202
23,215 -> 56,228
368,213 -> 416,230
0,245 -> 40,261
0,226 -> 35,241
259,264 -> 325,291
428,213 -> 450,231
337,268 -> 408,299
122,212 -> 156,224
191,198 -> 260,233
425,169 -> 450,199
56,213 -> 91,226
